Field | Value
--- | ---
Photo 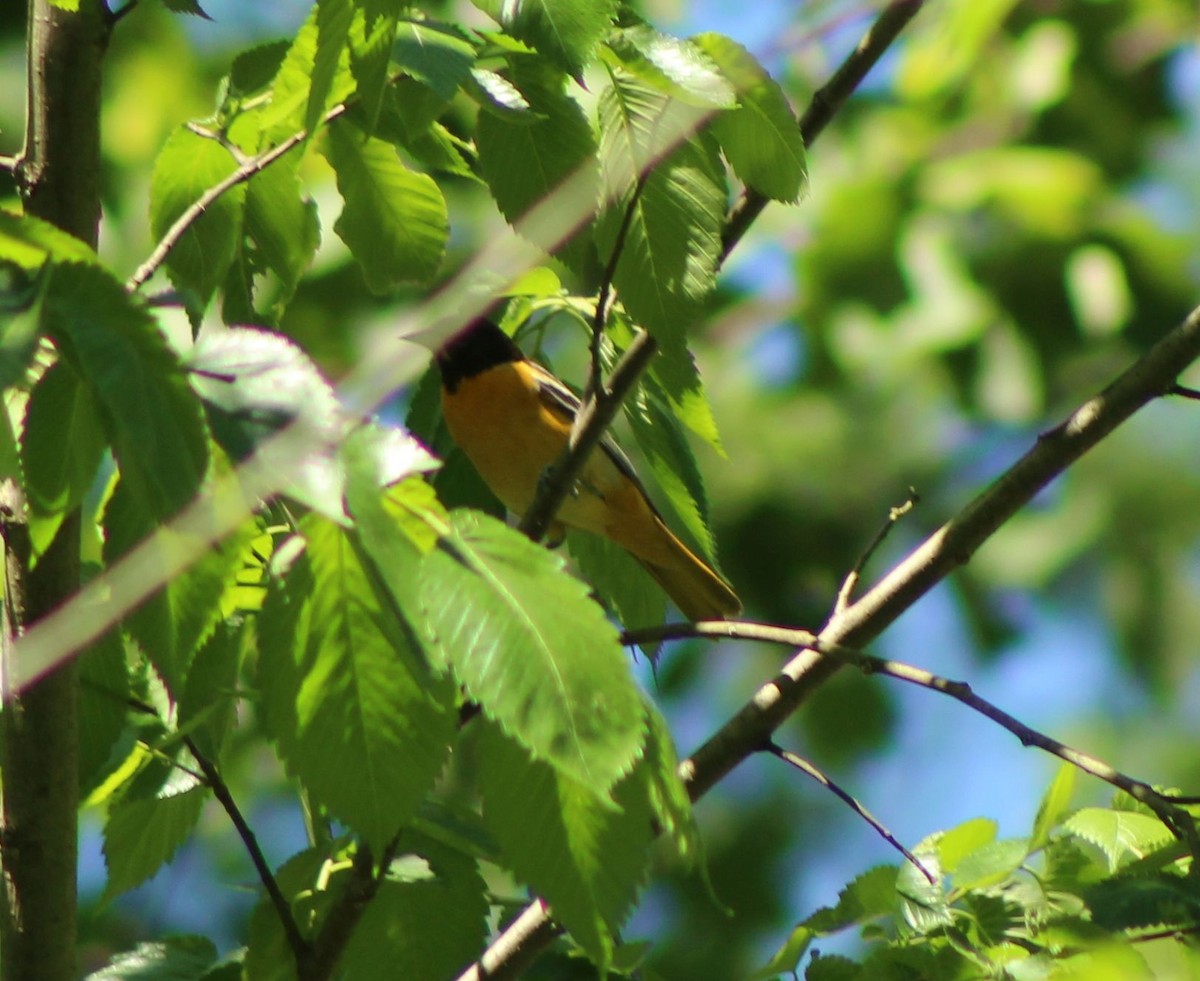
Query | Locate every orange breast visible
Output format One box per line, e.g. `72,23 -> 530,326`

440,362 -> 662,547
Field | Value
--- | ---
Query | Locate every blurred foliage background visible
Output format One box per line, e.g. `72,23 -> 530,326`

4,0 -> 1200,976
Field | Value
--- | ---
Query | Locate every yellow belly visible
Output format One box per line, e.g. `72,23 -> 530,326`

441,363 -> 624,537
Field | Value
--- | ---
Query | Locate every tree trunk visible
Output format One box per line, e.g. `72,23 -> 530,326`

1,3 -> 109,979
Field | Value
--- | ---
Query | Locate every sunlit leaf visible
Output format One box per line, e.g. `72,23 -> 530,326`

421,510 -> 643,794
322,118 -> 448,292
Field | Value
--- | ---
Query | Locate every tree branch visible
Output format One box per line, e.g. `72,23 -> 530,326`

463,296 -> 1200,978
767,742 -> 936,884
184,736 -> 312,972
721,0 -> 926,263
624,620 -> 1200,849
125,102 -> 349,290
833,490 -> 918,615
516,330 -> 658,543
2,4 -> 109,980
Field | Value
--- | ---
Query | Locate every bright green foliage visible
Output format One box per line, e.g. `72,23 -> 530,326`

695,32 -> 807,202
474,0 -> 618,78
149,127 -> 244,307
102,760 -> 207,901
321,118 -> 448,292
337,833 -> 490,980
21,361 -> 105,516
596,72 -> 726,346
259,514 -> 457,852
41,263 -> 208,521
7,1 -> 1199,980
756,775 -> 1200,979
422,510 -> 643,794
604,24 -> 736,108
477,719 -> 651,969
476,58 -> 600,273
85,937 -> 220,981
102,481 -> 252,693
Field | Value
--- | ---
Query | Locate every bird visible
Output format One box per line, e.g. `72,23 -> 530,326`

435,318 -> 741,621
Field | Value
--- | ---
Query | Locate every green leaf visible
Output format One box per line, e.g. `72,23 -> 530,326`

473,0 -> 617,78
321,118 -> 448,292
159,0 -> 210,16
102,480 -> 247,694
44,264 -> 208,521
22,361 -> 106,516
339,833 -> 489,980
0,262 -> 48,389
0,209 -> 97,268
244,847 -> 335,981
605,26 -> 736,108
476,60 -> 600,273
478,720 -> 651,970
78,630 -> 132,799
308,0 -> 355,136
178,618 -> 245,761
103,779 -> 206,900
950,837 -> 1029,892
344,448 -> 443,636
228,41 -> 290,99
421,510 -> 643,793
244,157 -> 320,307
566,529 -> 665,632
392,19 -> 476,102
597,73 -> 725,343
936,816 -> 998,873
647,335 -> 724,452
149,126 -> 243,307
187,326 -> 347,520
259,515 -> 456,851
694,32 -> 807,202
1063,808 -> 1173,873
1033,763 -> 1077,847
307,0 -> 352,134
626,389 -> 715,563
85,937 -> 218,981
348,0 -> 400,130
634,700 -> 700,866
262,6 -> 356,140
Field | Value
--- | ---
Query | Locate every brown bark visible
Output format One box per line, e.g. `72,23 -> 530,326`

1,3 -> 109,979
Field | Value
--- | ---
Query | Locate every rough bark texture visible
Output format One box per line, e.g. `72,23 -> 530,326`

1,3 -> 109,979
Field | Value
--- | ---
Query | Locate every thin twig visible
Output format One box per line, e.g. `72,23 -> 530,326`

115,692 -> 311,970
517,330 -> 658,542
622,619 -> 1200,850
126,102 -> 349,290
186,121 -> 252,166
587,176 -> 648,402
768,741 -> 936,884
833,490 -> 919,615
184,735 -> 313,972
721,0 -> 926,263
1168,384 -> 1200,401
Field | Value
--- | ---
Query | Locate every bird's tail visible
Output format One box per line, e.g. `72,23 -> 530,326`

638,521 -> 741,621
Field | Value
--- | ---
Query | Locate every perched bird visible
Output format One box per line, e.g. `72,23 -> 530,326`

435,318 -> 740,621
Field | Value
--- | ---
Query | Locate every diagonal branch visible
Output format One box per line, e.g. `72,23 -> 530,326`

461,295 -> 1200,978
125,102 -> 349,290
624,619 -> 1200,849
768,742 -> 936,884
517,330 -> 658,542
721,0 -> 926,262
